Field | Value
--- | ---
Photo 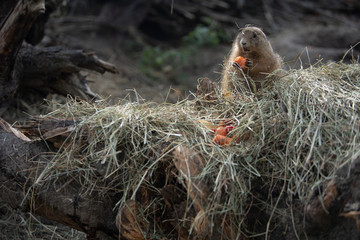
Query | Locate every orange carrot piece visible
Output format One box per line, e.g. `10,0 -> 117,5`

234,56 -> 248,70
215,126 -> 227,136
212,134 -> 233,146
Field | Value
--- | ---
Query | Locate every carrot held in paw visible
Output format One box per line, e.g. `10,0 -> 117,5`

233,56 -> 248,70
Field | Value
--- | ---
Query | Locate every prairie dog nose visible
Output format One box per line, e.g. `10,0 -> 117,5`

240,39 -> 247,47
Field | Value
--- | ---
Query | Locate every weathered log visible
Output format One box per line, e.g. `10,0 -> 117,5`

116,199 -> 148,240
18,44 -> 118,101
25,0 -> 63,45
172,145 -> 244,240
0,0 -> 119,115
0,0 -> 45,75
305,157 -> 360,234
0,119 -> 119,239
0,0 -> 45,112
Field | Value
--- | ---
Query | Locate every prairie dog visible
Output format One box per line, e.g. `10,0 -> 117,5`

221,26 -> 282,93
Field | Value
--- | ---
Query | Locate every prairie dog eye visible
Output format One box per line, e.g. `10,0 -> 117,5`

253,33 -> 257,38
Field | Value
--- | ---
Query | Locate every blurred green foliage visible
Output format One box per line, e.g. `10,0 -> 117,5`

141,47 -> 187,72
184,25 -> 220,46
183,18 -> 230,47
140,20 -> 230,84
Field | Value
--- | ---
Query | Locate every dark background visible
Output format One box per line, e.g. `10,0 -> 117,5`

1,0 -> 360,239
38,0 -> 360,102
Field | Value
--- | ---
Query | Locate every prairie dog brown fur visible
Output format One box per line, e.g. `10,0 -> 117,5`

221,26 -> 282,93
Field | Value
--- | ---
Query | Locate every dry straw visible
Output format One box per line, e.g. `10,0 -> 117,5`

34,61 -> 360,238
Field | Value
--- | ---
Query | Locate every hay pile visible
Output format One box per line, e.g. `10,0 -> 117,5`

33,61 -> 360,239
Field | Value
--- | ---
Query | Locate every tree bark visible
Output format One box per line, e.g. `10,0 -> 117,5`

0,0 -> 45,112
19,44 -> 118,101
305,157 -> 360,234
0,0 -> 118,115
0,118 -> 119,239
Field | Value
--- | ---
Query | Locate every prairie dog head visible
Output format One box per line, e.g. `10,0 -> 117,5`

237,27 -> 272,53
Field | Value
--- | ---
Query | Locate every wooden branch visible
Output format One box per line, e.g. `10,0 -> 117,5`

305,157 -> 360,232
172,145 -> 241,239
0,119 -> 119,239
0,0 -> 45,112
17,44 -> 118,101
0,0 -> 45,84
20,44 -> 118,77
19,117 -> 79,148
0,0 -> 119,113
25,0 -> 61,45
